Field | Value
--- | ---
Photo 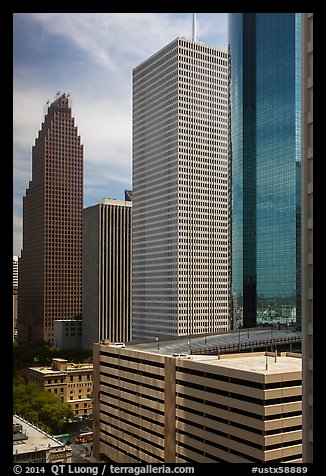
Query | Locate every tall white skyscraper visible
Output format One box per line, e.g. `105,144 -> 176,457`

132,37 -> 230,340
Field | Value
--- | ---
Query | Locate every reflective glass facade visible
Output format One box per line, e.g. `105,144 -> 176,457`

229,13 -> 301,328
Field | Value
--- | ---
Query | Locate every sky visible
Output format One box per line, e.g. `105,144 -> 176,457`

13,12 -> 228,257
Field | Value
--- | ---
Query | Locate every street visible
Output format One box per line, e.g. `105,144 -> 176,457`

70,441 -> 99,463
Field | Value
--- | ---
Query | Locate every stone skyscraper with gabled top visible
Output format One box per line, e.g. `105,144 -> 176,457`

18,93 -> 83,343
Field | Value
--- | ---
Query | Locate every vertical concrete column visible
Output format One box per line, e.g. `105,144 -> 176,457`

92,343 -> 100,460
164,357 -> 176,462
301,12 -> 313,464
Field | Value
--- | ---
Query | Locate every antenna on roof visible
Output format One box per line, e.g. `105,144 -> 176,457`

192,13 -> 197,41
43,100 -> 50,117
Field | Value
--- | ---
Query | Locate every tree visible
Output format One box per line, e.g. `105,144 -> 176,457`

13,376 -> 74,434
13,342 -> 93,375
38,401 -> 73,435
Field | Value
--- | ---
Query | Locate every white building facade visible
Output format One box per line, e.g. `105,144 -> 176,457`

132,37 -> 230,340
13,256 -> 19,288
13,256 -> 19,341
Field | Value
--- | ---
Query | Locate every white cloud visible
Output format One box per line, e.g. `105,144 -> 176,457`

73,96 -> 131,166
27,13 -> 227,73
13,86 -> 50,149
13,13 -> 228,256
29,13 -> 193,71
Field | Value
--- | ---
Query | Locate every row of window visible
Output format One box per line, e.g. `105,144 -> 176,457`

178,39 -> 227,55
101,352 -> 164,368
99,429 -> 164,463
40,374 -> 92,384
70,402 -> 91,407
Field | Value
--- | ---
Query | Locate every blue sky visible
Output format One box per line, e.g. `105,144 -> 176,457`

13,13 -> 228,256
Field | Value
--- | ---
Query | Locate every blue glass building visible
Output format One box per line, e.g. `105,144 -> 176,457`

229,13 -> 301,328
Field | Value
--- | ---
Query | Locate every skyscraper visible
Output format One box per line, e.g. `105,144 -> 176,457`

82,197 -> 132,350
132,37 -> 230,340
18,93 -> 83,343
229,13 -> 302,329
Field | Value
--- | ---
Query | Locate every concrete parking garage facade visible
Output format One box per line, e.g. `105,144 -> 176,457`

93,342 -> 302,463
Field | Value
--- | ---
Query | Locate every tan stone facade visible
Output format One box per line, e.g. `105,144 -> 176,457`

93,344 -> 302,463
82,198 -> 132,349
29,358 -> 93,418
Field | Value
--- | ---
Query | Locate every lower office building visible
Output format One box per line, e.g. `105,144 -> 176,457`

53,319 -> 82,349
82,197 -> 132,350
28,358 -> 93,418
13,415 -> 72,463
93,342 -> 302,463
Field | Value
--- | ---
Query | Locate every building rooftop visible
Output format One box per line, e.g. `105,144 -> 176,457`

125,328 -> 301,357
29,361 -> 93,375
190,352 -> 302,375
97,198 -> 132,207
100,329 -> 302,377
13,415 -> 64,456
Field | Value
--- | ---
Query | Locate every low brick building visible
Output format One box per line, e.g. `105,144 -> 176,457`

29,358 -> 93,418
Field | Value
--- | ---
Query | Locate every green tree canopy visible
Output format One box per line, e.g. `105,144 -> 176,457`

13,342 -> 92,375
13,375 -> 74,434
